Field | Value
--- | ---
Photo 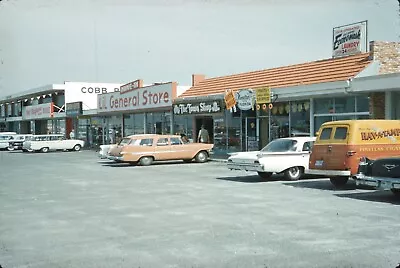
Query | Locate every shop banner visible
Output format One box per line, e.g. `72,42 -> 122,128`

64,82 -> 123,110
66,102 -> 83,117
224,89 -> 236,110
332,21 -> 367,58
236,89 -> 255,110
256,87 -> 271,104
22,102 -> 54,120
173,100 -> 222,115
97,83 -> 174,113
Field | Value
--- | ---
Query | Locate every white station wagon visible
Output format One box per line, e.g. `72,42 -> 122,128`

22,134 -> 85,153
227,137 -> 316,181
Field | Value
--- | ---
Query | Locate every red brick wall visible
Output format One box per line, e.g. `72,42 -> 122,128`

369,92 -> 385,119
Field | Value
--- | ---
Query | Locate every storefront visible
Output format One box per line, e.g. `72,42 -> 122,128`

97,81 -> 180,144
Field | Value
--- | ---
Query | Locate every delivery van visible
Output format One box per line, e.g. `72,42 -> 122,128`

308,120 -> 400,187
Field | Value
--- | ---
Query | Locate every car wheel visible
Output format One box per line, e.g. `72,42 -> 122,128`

139,156 -> 153,166
257,172 -> 272,179
41,147 -> 49,153
73,144 -> 81,151
195,151 -> 208,163
7,146 -> 15,151
391,189 -> 400,197
330,177 -> 349,187
284,166 -> 303,181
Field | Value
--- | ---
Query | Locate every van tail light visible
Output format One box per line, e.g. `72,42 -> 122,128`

347,150 -> 356,157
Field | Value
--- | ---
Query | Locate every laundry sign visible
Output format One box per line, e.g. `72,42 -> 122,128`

332,20 -> 367,58
173,100 -> 222,115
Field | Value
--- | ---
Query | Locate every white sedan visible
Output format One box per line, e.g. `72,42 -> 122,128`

227,137 -> 316,181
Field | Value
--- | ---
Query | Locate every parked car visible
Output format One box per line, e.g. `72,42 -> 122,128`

98,135 -> 136,159
227,137 -> 316,180
7,134 -> 33,151
309,119 -> 400,187
22,134 -> 85,153
354,157 -> 400,197
0,134 -> 16,150
106,134 -> 214,165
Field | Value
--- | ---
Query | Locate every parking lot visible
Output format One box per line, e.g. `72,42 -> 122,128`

0,150 -> 399,268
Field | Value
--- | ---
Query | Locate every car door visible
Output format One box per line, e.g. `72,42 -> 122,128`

154,137 -> 171,160
170,137 -> 192,159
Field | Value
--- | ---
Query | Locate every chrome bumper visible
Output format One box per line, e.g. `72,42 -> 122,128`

306,169 -> 351,177
227,161 -> 264,172
354,174 -> 400,190
107,155 -> 124,161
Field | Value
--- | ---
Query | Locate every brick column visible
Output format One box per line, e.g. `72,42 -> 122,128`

369,92 -> 385,119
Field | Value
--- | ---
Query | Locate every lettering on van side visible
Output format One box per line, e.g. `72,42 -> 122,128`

359,146 -> 400,152
360,129 -> 400,141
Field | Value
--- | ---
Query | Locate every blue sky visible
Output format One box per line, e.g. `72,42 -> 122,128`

0,0 -> 398,96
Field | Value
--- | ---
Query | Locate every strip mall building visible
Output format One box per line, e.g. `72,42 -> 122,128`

1,41 -> 399,154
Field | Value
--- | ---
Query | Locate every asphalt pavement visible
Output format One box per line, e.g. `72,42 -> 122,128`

0,150 -> 399,268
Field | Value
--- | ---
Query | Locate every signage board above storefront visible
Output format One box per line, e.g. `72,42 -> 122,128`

173,100 -> 222,115
97,83 -> 175,113
64,82 -> 123,111
120,79 -> 143,94
66,101 -> 83,117
22,102 -> 54,120
256,87 -> 271,104
236,89 -> 255,110
224,89 -> 236,110
332,20 -> 367,58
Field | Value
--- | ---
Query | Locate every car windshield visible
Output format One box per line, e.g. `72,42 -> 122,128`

260,139 -> 298,152
119,138 -> 132,146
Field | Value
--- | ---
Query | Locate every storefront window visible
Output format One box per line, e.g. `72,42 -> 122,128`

270,102 -> 289,140
335,97 -> 355,113
174,116 -> 193,140
146,112 -> 170,134
315,98 -> 334,114
78,118 -> 90,147
213,116 -> 226,155
290,101 -> 310,136
356,95 -> 370,113
226,110 -> 241,152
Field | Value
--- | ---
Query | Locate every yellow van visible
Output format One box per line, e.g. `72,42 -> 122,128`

308,120 -> 400,187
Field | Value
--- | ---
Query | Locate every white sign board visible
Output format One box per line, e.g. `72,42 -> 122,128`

22,103 -> 54,120
236,89 -> 255,111
64,82 -> 123,110
333,21 -> 367,58
98,83 -> 174,113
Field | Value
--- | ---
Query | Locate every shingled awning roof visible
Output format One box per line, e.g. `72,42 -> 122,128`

180,53 -> 372,98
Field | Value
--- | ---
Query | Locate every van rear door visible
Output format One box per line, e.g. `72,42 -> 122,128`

311,124 -> 350,170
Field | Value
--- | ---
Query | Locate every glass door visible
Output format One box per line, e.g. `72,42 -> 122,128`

245,117 -> 259,151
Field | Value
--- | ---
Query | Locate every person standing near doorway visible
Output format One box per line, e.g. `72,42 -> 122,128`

69,129 -> 75,139
197,125 -> 210,143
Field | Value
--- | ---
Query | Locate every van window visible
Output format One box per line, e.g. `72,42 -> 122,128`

334,127 -> 348,140
319,128 -> 332,140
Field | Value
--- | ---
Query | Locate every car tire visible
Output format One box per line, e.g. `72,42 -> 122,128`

139,156 -> 153,166
330,177 -> 349,187
391,189 -> 400,197
258,172 -> 272,180
195,151 -> 208,163
7,146 -> 15,151
284,166 -> 303,181
41,147 -> 49,153
73,144 -> 81,151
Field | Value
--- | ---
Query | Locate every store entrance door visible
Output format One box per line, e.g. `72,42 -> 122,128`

243,117 -> 259,151
195,117 -> 213,143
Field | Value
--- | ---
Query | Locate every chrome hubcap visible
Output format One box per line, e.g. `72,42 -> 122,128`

289,167 -> 299,177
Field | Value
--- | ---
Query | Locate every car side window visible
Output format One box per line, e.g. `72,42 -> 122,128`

140,138 -> 153,146
303,141 -> 313,152
170,137 -> 182,145
156,138 -> 169,146
319,128 -> 332,140
334,127 -> 348,140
